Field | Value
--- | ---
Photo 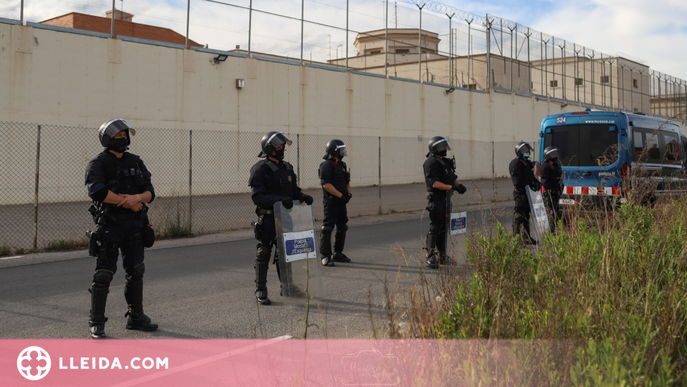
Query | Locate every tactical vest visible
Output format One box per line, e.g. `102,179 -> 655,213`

318,159 -> 350,197
424,157 -> 456,197
509,157 -> 536,193
257,159 -> 296,199
97,152 -> 146,196
540,162 -> 562,191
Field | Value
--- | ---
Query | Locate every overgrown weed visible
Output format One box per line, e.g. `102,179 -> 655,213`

377,159 -> 687,385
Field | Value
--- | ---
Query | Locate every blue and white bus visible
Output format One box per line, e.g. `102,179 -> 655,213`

539,109 -> 687,209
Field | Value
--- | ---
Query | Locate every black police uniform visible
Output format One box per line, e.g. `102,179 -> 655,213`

540,161 -> 563,231
509,156 -> 539,243
318,159 -> 351,261
423,155 -> 457,262
249,158 -> 307,298
85,149 -> 156,335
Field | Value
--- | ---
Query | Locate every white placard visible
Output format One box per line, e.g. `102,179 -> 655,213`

282,230 -> 317,262
450,211 -> 467,235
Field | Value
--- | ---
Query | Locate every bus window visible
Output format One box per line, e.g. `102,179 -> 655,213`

634,129 -> 661,163
544,124 -> 618,167
579,125 -> 618,167
544,126 -> 578,167
662,133 -> 680,164
633,133 -> 643,156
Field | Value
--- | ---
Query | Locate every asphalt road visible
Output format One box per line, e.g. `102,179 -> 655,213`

0,202 -> 512,340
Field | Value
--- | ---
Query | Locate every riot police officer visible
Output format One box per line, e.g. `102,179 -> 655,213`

85,118 -> 158,339
423,136 -> 466,269
318,139 -> 352,267
509,141 -> 541,244
540,146 -> 563,232
249,131 -> 314,305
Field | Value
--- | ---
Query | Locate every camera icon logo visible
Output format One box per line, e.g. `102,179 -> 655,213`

17,346 -> 52,381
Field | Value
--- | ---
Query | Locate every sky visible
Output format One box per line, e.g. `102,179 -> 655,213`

7,0 -> 687,80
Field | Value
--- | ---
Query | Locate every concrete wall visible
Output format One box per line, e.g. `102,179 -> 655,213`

1,21 -> 683,205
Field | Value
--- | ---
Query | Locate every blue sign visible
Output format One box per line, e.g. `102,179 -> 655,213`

286,237 -> 315,256
556,114 -> 567,126
450,212 -> 467,235
451,217 -> 466,231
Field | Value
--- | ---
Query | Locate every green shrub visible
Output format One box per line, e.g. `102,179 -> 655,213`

436,200 -> 687,385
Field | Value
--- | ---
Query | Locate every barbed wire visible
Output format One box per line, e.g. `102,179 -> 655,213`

396,0 -> 620,65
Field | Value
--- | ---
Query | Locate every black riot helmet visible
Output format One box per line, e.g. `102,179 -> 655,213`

514,141 -> 533,159
427,136 -> 452,157
98,118 -> 135,149
323,139 -> 347,160
543,146 -> 560,162
258,131 -> 292,158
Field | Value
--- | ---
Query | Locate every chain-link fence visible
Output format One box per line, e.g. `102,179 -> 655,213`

0,121 -> 531,253
3,0 -> 685,121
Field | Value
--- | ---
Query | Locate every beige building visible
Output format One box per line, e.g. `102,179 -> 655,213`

331,29 -> 651,113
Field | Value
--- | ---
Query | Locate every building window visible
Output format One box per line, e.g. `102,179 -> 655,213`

575,78 -> 584,86
368,50 -> 381,55
633,79 -> 638,88
600,75 -> 610,84
395,49 -> 410,54
550,80 -> 558,88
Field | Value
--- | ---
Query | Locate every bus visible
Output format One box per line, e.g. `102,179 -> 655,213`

539,109 -> 687,210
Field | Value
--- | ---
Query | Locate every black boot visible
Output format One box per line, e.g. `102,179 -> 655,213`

332,228 -> 350,262
89,269 -> 112,339
320,226 -> 335,266
89,283 -> 109,339
124,263 -> 158,331
425,233 -> 439,269
255,261 -> 271,305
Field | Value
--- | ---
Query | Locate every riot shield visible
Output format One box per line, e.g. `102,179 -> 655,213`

274,200 -> 322,300
526,187 -> 550,243
446,189 -> 467,265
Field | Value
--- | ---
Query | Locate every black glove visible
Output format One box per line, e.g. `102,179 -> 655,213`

338,194 -> 351,205
530,180 -> 541,191
280,197 -> 293,209
453,184 -> 467,194
301,194 -> 314,205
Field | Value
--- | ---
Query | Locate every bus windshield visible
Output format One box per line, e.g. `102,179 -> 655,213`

544,125 -> 619,167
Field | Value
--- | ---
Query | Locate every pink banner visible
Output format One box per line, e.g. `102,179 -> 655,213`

2,339 -> 570,386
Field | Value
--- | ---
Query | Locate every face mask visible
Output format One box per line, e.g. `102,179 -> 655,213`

273,148 -> 285,160
523,153 -> 530,158
109,137 -> 128,153
437,150 -> 447,157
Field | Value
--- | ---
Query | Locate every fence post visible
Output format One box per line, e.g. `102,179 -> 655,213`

485,14 -> 491,90
33,125 -> 41,250
378,136 -> 382,215
248,0 -> 253,56
297,134 -> 300,185
300,0 -> 304,64
492,141 -> 496,203
110,0 -> 115,37
185,0 -> 191,48
189,129 -> 193,232
417,4 -> 425,83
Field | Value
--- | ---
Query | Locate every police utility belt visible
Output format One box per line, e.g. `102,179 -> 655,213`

426,192 -> 446,202
87,203 -> 155,257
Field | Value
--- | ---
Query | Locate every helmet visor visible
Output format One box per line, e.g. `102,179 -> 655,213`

516,142 -> 532,155
267,132 -> 292,148
545,147 -> 559,160
99,119 -> 134,145
432,138 -> 452,153
336,144 -> 347,157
